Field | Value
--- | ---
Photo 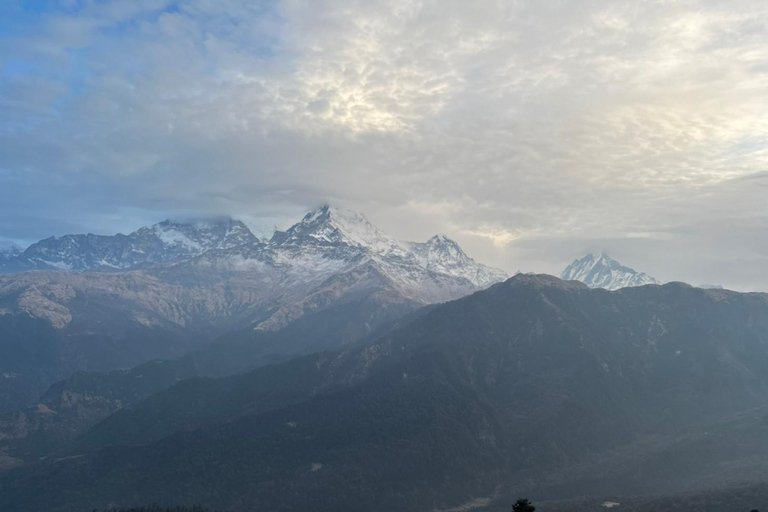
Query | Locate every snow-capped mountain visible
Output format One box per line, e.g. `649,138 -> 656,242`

0,206 -> 508,409
561,253 -> 659,291
267,206 -> 504,288
181,206 -> 508,329
271,206 -> 403,254
0,207 -> 504,291
0,218 -> 258,273
0,205 -> 507,331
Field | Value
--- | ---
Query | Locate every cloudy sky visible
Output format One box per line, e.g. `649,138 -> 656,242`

2,0 -> 768,290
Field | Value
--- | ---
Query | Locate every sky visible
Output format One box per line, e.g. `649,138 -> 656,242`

2,0 -> 768,290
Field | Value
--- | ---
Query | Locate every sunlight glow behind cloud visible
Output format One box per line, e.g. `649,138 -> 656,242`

2,0 -> 768,289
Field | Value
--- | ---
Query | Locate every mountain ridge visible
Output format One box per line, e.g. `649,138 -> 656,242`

0,206 -> 505,290
0,218 -> 259,273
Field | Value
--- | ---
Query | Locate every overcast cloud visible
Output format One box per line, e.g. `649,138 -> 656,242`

2,0 -> 768,290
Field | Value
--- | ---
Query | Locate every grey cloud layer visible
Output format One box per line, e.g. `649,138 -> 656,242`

1,0 -> 768,290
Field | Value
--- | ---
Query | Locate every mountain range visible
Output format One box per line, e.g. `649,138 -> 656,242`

0,207 -> 505,290
0,213 -> 668,295
4,207 -> 761,512
3,274 -> 768,512
0,206 -> 506,412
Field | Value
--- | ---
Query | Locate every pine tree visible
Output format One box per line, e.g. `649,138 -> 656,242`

512,498 -> 536,512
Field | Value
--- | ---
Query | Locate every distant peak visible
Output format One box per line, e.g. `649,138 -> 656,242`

562,253 -> 658,291
0,240 -> 23,255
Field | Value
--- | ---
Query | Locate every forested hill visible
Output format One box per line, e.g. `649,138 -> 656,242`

3,275 -> 768,512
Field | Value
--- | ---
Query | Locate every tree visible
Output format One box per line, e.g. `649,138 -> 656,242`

512,498 -> 536,512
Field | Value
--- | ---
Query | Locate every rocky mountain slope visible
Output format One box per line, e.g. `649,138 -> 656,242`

561,253 -> 659,290
4,275 -> 768,512
0,206 -> 506,412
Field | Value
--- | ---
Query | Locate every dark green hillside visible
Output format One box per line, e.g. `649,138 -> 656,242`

3,348 -> 504,512
0,296 -> 427,467
0,314 -> 63,413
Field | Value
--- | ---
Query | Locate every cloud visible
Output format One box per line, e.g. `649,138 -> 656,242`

2,0 -> 768,289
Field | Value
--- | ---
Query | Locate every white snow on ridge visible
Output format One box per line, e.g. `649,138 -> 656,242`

152,224 -> 204,252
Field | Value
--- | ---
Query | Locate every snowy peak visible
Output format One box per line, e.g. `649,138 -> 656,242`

272,206 -> 403,256
407,234 -> 507,288
561,253 -> 659,291
424,234 -> 464,255
217,219 -> 261,250
410,235 -> 472,271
